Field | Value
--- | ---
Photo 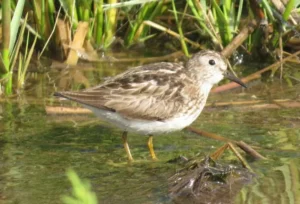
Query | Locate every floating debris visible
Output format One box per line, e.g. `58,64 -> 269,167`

168,157 -> 255,204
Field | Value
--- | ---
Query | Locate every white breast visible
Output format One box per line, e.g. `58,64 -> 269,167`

84,104 -> 205,135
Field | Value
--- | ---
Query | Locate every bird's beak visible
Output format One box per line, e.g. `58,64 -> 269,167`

224,71 -> 247,88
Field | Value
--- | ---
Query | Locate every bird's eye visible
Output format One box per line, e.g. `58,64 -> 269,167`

209,59 -> 215,65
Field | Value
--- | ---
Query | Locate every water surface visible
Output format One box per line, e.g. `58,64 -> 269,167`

0,57 -> 299,204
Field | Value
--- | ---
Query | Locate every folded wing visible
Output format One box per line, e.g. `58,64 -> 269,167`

55,62 -> 197,121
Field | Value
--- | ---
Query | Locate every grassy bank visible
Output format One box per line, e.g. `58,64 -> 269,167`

0,0 -> 299,94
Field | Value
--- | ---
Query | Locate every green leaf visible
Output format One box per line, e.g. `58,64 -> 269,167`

283,0 -> 295,21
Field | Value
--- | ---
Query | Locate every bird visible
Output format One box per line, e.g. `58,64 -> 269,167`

54,50 -> 246,162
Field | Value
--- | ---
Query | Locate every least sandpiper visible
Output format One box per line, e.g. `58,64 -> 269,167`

54,50 -> 246,161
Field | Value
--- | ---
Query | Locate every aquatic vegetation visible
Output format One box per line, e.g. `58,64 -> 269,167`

62,169 -> 98,204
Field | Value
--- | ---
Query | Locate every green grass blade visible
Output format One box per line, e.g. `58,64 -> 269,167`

10,13 -> 28,69
222,0 -> 231,21
283,0 -> 295,21
22,34 -> 38,86
187,0 -> 219,45
260,0 -> 275,21
94,0 -> 104,47
171,0 -> 189,56
59,0 -> 78,28
17,54 -> 23,89
1,0 -> 11,74
104,0 -> 118,48
9,0 -> 25,53
32,0 -> 42,35
235,0 -> 244,32
62,169 -> 98,204
212,0 -> 232,45
212,0 -> 227,24
124,1 -> 161,46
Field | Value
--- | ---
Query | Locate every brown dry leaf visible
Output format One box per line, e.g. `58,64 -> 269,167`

56,19 -> 71,58
65,21 -> 89,65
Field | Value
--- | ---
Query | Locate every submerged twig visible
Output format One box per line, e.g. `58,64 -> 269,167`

46,106 -> 92,115
205,99 -> 297,108
210,143 -> 228,160
236,141 -> 266,160
186,127 -> 233,143
186,126 -> 265,161
210,142 -> 254,171
228,142 -> 254,171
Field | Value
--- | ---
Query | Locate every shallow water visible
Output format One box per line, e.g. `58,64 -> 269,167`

0,57 -> 299,204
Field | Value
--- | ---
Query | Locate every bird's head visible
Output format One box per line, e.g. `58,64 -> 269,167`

187,50 -> 246,88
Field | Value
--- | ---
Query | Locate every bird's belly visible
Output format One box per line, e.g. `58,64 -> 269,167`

83,105 -> 203,135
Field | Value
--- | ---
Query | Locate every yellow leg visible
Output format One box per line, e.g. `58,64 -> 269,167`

147,135 -> 158,160
122,131 -> 134,162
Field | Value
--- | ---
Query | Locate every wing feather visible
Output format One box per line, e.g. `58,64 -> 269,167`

55,62 -> 199,120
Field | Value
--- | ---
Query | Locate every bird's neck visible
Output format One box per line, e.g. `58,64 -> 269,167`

198,82 -> 213,97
